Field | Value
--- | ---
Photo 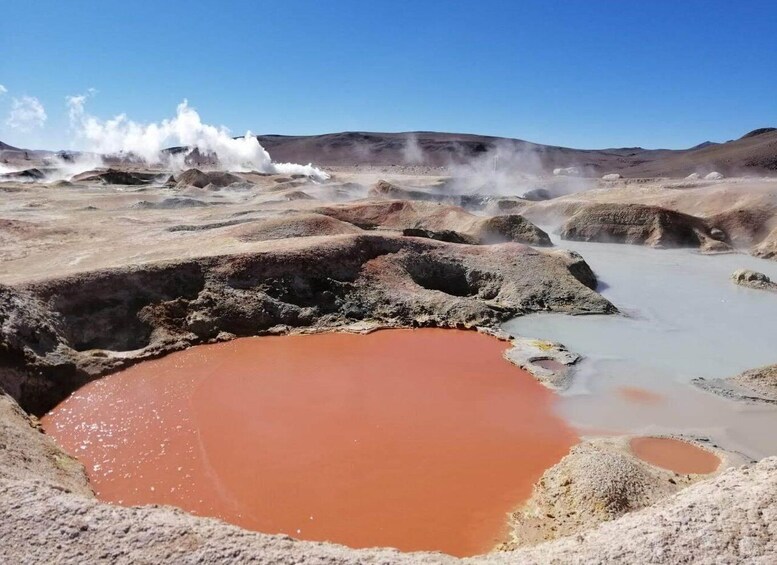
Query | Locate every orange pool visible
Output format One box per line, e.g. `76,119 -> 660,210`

42,329 -> 578,556
629,436 -> 720,475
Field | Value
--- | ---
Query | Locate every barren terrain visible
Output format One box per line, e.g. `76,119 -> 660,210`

2,135 -> 777,562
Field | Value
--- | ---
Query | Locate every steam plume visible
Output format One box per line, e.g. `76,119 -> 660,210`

67,97 -> 328,179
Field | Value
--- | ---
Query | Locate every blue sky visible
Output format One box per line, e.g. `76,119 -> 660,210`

1,0 -> 775,150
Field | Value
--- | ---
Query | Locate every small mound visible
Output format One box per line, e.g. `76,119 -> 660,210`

71,168 -> 159,185
502,438 -> 698,549
175,168 -> 244,189
472,215 -> 552,246
227,214 -> 363,242
284,190 -> 315,201
368,179 -> 440,201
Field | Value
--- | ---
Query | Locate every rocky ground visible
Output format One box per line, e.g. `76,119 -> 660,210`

519,176 -> 777,258
2,166 -> 777,562
695,364 -> 777,405
499,435 -> 746,550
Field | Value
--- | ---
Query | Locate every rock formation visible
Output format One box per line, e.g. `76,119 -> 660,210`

695,364 -> 777,405
752,226 -> 777,260
499,437 -> 728,549
71,168 -> 160,185
316,201 -> 551,246
560,203 -> 732,252
731,269 -> 777,292
0,233 -> 611,414
175,168 -> 244,188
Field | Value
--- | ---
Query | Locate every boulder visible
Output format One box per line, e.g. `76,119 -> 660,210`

705,171 -> 724,180
730,269 -> 777,292
472,214 -> 552,246
601,173 -> 621,181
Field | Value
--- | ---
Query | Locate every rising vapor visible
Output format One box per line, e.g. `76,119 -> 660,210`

66,96 -> 328,179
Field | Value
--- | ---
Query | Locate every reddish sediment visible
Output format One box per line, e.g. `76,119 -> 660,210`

41,329 -> 578,557
616,386 -> 665,404
629,437 -> 720,475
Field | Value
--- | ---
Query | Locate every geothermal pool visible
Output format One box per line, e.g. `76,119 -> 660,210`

505,236 -> 777,459
629,437 -> 720,475
42,329 -> 577,557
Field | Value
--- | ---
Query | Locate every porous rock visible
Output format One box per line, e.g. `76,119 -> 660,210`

1,233 -> 612,414
731,269 -> 777,292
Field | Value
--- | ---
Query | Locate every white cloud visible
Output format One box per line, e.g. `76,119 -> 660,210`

6,96 -> 47,131
0,84 -> 7,95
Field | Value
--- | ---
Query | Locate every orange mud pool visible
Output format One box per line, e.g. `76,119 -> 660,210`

629,436 -> 720,475
42,329 -> 579,556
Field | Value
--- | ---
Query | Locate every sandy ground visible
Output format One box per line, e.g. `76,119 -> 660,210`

0,169 -> 453,283
3,172 -> 777,285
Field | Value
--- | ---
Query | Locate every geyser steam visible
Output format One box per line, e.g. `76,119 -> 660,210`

67,97 -> 328,179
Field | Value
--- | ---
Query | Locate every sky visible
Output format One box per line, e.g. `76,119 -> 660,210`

0,0 -> 775,151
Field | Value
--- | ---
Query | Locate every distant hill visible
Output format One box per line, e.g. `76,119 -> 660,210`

621,128 -> 777,177
255,129 -> 777,177
0,141 -> 21,151
741,128 -> 777,139
5,128 -> 776,178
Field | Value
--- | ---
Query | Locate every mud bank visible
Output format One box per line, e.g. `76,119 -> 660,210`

0,233 -> 611,415
42,329 -> 578,556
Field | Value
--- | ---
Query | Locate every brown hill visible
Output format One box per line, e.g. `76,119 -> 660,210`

255,129 -> 777,177
0,141 -> 21,151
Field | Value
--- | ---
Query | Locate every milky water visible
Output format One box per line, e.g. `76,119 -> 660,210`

505,235 -> 777,459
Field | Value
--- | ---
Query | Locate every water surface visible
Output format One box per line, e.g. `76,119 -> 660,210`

505,236 -> 777,458
42,329 -> 577,557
